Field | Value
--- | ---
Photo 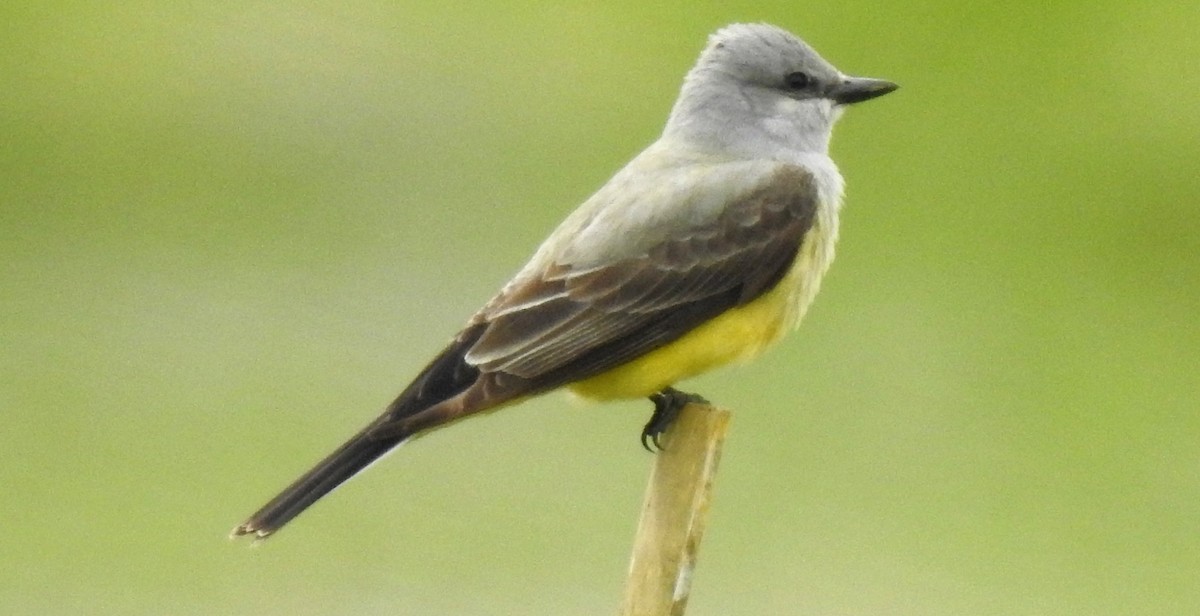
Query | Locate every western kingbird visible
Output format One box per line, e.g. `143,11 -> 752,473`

233,23 -> 896,539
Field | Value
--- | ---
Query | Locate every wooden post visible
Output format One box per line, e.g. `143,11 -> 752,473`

619,403 -> 731,616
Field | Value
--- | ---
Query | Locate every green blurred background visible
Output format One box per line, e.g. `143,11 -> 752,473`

3,2 -> 1198,614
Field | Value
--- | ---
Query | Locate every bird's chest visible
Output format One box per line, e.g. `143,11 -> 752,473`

778,205 -> 839,332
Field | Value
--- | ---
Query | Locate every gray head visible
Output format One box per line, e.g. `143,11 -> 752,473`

664,23 -> 897,154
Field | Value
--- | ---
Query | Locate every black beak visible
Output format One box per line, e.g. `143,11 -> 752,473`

830,76 -> 898,105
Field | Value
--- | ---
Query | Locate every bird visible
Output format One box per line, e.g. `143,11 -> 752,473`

232,22 -> 896,540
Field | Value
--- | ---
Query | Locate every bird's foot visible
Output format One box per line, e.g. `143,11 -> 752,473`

642,387 -> 709,451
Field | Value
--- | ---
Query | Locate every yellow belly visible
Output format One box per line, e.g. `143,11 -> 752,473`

567,206 -> 837,401
567,265 -> 800,401
566,176 -> 840,402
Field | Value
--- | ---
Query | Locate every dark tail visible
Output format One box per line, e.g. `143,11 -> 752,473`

231,324 -> 504,540
231,421 -> 407,539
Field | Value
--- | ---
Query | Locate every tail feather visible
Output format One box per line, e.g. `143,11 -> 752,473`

231,324 -> 500,540
231,424 -> 406,539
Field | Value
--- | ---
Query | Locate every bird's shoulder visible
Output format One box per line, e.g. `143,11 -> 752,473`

473,144 -> 822,325
542,141 -> 821,270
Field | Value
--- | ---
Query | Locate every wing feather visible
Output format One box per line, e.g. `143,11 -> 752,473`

464,164 -> 819,391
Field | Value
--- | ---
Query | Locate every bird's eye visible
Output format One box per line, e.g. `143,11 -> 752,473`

784,71 -> 811,90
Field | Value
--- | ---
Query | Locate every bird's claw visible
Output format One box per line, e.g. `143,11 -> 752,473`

641,388 -> 708,452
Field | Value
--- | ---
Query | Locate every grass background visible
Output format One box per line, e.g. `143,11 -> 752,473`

3,2 -> 1198,614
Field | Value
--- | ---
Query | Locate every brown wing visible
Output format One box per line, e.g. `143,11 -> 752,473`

464,165 -> 819,393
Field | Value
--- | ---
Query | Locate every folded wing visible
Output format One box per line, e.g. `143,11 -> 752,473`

464,164 -> 820,392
